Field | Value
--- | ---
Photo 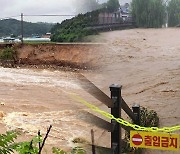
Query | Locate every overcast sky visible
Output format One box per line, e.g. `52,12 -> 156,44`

0,0 -> 131,23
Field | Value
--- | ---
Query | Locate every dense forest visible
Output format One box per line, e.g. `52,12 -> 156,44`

131,0 -> 180,28
0,19 -> 53,37
168,0 -> 180,27
131,0 -> 166,28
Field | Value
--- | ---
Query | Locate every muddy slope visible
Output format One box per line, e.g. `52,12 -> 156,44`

0,43 -> 102,69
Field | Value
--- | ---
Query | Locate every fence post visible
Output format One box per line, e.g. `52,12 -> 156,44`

110,84 -> 122,154
91,129 -> 96,154
132,104 -> 140,125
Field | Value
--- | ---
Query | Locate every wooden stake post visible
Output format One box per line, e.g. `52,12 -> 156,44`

110,84 -> 122,154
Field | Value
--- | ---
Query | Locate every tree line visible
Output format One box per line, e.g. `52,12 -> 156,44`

51,0 -> 180,42
51,0 -> 120,42
0,19 -> 53,37
168,0 -> 180,27
73,0 -> 180,28
131,0 -> 180,27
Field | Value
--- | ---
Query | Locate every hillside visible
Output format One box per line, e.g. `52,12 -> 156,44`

0,19 -> 53,37
51,12 -> 99,42
50,0 -> 131,42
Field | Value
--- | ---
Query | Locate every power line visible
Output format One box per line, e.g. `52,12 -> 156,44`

0,14 -> 76,20
24,14 -> 76,17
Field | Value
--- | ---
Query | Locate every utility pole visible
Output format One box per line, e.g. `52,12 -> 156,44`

21,13 -> 24,44
165,0 -> 169,28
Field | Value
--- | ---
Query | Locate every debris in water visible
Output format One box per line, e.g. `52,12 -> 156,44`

0,111 -> 5,119
0,102 -> 5,106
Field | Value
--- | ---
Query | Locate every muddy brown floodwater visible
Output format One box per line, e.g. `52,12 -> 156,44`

0,28 -> 180,154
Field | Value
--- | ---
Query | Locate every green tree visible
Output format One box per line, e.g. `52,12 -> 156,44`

0,131 -> 41,154
168,0 -> 180,26
0,131 -> 19,153
50,12 -> 99,42
0,47 -> 15,60
131,0 -> 166,28
106,0 -> 120,12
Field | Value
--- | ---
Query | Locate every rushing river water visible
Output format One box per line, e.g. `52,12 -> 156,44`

0,67 -> 99,148
0,67 -> 79,89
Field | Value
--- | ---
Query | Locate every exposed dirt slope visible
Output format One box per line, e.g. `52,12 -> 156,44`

16,44 -> 102,69
0,43 -> 102,69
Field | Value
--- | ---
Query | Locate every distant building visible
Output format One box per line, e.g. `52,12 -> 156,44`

98,12 -> 116,24
98,3 -> 131,24
42,33 -> 51,39
121,3 -> 130,14
3,37 -> 15,43
120,3 -> 132,22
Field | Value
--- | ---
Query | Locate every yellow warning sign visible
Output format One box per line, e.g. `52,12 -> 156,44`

130,131 -> 180,151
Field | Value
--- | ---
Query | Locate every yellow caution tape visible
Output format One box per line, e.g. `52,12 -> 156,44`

68,92 -> 180,133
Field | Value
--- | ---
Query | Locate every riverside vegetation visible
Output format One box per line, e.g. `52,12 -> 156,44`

0,47 -> 15,60
0,126 -> 86,154
131,0 -> 180,28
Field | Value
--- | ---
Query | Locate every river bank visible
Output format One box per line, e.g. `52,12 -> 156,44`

0,43 -> 103,70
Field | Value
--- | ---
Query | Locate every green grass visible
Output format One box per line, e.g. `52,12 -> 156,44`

0,47 -> 15,60
24,41 -> 57,45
